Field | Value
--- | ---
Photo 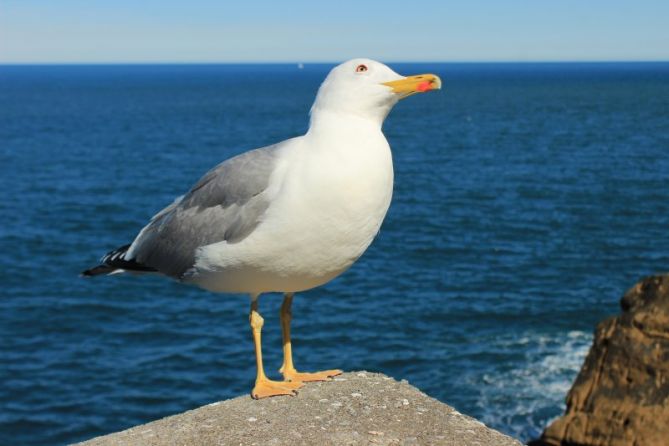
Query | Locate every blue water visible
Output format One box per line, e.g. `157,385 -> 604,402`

1,62 -> 669,445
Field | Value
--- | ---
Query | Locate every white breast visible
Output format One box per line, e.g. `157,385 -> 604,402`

191,118 -> 394,294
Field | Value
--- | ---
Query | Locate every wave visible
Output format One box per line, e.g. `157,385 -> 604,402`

459,330 -> 592,441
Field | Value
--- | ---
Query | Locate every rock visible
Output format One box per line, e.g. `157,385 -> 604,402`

531,275 -> 669,446
74,372 -> 521,446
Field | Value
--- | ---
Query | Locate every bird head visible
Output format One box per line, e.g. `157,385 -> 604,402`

310,58 -> 441,125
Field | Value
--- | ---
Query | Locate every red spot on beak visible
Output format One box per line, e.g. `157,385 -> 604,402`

417,81 -> 432,92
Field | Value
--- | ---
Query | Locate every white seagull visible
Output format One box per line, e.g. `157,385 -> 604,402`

83,59 -> 441,399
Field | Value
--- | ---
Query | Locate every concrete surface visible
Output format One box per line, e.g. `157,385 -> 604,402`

75,371 -> 521,446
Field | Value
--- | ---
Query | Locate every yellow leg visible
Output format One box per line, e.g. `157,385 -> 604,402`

279,293 -> 343,382
249,297 -> 303,399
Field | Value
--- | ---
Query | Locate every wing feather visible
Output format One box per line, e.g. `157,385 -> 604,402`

124,144 -> 280,278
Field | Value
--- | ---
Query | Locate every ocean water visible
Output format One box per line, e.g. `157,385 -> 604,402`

1,62 -> 669,445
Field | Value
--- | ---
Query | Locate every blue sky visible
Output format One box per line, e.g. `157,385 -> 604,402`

1,0 -> 667,63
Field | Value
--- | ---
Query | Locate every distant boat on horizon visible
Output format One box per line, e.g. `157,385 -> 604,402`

297,63 -> 304,69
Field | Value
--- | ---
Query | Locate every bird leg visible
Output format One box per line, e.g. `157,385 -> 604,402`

249,298 -> 303,399
279,293 -> 343,382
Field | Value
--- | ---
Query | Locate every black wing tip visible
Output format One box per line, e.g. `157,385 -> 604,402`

81,244 -> 157,278
80,265 -> 115,277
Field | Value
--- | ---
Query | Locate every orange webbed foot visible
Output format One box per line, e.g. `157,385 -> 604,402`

251,378 -> 304,399
282,369 -> 343,383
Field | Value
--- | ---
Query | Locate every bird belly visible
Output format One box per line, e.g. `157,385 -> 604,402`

190,139 -> 394,294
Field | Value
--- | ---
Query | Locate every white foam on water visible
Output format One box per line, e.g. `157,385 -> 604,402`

460,329 -> 592,441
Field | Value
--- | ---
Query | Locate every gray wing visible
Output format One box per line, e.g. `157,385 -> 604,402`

125,144 -> 281,278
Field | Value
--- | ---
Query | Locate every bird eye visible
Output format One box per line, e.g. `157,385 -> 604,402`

355,64 -> 368,73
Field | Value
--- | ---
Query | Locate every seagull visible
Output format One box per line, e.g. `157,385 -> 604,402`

83,59 -> 441,399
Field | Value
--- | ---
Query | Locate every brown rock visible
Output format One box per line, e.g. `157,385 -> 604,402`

531,275 -> 669,446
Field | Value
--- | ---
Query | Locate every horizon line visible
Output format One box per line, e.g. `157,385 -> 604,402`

1,59 -> 668,66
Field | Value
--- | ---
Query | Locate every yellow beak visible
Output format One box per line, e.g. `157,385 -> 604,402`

382,74 -> 442,98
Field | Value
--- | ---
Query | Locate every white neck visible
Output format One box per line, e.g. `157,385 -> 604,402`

307,109 -> 384,138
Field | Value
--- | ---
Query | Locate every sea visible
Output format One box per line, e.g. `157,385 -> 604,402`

1,62 -> 668,445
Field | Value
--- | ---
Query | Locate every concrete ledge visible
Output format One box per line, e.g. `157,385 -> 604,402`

75,371 -> 521,446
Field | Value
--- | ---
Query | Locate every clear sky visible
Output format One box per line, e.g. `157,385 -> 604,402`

1,0 -> 667,63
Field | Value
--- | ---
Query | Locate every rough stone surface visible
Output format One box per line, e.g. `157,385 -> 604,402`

531,275 -> 669,446
75,372 -> 521,446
